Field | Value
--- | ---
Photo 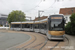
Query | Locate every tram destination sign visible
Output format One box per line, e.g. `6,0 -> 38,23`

51,17 -> 62,19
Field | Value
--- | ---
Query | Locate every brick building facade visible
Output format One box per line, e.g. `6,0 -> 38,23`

59,7 -> 75,23
33,16 -> 48,21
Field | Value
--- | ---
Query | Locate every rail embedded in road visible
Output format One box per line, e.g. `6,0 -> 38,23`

0,30 -> 69,50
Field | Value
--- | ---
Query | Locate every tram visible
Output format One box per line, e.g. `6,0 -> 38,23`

11,22 -> 21,31
47,14 -> 65,40
11,14 -> 65,40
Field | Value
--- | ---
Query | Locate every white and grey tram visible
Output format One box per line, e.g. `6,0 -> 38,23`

11,14 -> 65,40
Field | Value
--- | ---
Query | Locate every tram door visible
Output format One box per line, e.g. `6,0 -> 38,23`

30,24 -> 34,31
34,24 -> 40,33
40,23 -> 47,34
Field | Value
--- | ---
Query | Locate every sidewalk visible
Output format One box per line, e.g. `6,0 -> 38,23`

65,34 -> 75,50
0,27 -> 9,30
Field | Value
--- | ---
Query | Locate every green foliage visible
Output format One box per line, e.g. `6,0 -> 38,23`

65,13 -> 75,35
70,13 -> 75,25
65,22 -> 71,35
70,13 -> 75,35
7,10 -> 26,24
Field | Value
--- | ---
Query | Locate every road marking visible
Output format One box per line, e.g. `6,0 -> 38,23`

6,34 -> 31,50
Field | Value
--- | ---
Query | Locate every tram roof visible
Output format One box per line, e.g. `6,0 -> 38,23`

39,18 -> 48,23
11,21 -> 34,24
48,14 -> 64,18
22,21 -> 34,23
11,18 -> 48,24
49,14 -> 64,16
11,22 -> 21,23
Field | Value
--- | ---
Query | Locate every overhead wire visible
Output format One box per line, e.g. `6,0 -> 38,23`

25,0 -> 56,13
25,0 -> 42,12
43,0 -> 56,11
25,0 -> 58,17
40,0 -> 57,16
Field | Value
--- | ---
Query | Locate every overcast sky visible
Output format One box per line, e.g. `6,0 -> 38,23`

0,0 -> 75,20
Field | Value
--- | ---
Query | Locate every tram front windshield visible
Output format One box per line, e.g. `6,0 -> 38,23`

50,19 -> 64,31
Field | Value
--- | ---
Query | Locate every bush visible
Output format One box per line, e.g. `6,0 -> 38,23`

70,13 -> 75,35
65,22 -> 72,35
70,13 -> 75,25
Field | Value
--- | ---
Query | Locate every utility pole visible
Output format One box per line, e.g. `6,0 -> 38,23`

38,10 -> 44,21
19,11 -> 22,30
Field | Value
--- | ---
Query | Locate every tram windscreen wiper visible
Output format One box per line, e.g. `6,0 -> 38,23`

51,20 -> 63,31
53,28 -> 63,31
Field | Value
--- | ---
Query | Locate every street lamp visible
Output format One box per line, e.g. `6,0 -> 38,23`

19,11 -> 22,30
38,10 -> 44,20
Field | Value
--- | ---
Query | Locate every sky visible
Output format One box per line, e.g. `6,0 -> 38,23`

0,0 -> 75,20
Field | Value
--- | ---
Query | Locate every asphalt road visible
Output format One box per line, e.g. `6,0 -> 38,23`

0,32 -> 30,50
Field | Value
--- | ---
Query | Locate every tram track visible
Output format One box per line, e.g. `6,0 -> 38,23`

5,30 -> 69,50
18,34 -> 36,50
16,31 -> 69,50
25,33 -> 48,50
50,41 -> 60,50
65,36 -> 69,45
39,34 -> 48,50
49,36 -> 69,50
17,32 -> 48,50
27,37 -> 48,50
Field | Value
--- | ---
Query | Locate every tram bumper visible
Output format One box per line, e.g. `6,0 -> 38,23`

50,35 -> 65,40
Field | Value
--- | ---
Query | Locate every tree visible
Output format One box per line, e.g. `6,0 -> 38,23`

70,13 -> 75,25
65,22 -> 71,35
70,13 -> 75,35
7,10 -> 26,24
65,13 -> 75,35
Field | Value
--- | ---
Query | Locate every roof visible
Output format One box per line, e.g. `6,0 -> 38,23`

59,7 -> 75,15
33,16 -> 48,21
0,14 -> 8,18
1,14 -> 8,16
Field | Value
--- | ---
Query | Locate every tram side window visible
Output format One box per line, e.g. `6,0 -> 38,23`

12,24 -> 15,28
38,24 -> 39,29
40,24 -> 42,29
11,24 -> 14,28
11,24 -> 21,28
15,24 -> 21,28
34,24 -> 39,29
25,24 -> 28,28
22,24 -> 24,28
28,24 -> 30,28
38,24 -> 40,29
44,24 -> 47,30
33,24 -> 34,29
30,24 -> 33,29
25,24 -> 30,28
41,23 -> 45,29
22,24 -> 25,28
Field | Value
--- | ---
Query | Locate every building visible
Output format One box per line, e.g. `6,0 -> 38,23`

33,16 -> 48,21
0,14 -> 8,26
59,7 -> 75,23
